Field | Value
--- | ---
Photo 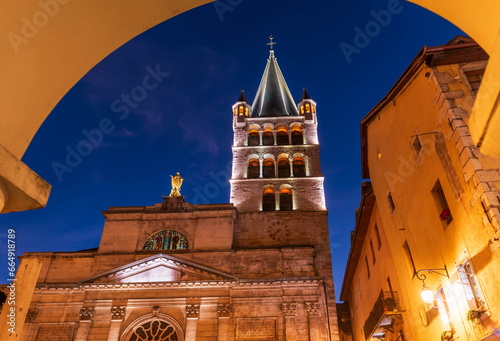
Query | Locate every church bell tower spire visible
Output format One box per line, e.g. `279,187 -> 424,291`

230,39 -> 325,212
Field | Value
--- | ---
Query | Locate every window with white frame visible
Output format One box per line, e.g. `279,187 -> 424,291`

456,259 -> 485,309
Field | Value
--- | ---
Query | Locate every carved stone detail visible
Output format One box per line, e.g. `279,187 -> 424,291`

111,306 -> 126,320
281,303 -> 297,317
305,302 -> 321,316
217,304 -> 232,318
152,305 -> 160,317
79,307 -> 95,321
25,309 -> 37,323
185,304 -> 200,318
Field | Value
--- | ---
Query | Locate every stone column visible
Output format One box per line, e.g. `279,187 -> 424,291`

273,130 -> 277,145
288,130 -> 292,145
74,307 -> 94,341
302,128 -> 307,145
217,304 -> 232,341
259,130 -> 263,146
282,303 -> 297,341
185,304 -> 200,341
107,306 -> 126,341
289,157 -> 294,177
275,190 -> 280,211
259,158 -> 263,178
305,302 -> 321,341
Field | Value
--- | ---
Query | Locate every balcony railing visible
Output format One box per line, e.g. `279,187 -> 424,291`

363,290 -> 401,341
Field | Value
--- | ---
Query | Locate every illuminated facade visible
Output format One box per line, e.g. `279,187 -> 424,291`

341,36 -> 500,341
8,47 -> 339,341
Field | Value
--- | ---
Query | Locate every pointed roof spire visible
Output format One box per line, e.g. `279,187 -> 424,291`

251,38 -> 299,117
237,89 -> 248,103
301,87 -> 311,100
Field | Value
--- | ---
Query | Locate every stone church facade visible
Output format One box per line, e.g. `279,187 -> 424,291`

16,47 -> 338,341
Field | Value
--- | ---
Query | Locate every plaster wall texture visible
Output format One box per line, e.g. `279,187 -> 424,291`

363,61 -> 500,340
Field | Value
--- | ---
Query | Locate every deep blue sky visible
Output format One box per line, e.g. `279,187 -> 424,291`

1,0 -> 462,298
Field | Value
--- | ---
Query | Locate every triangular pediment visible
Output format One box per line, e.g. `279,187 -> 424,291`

79,254 -> 238,284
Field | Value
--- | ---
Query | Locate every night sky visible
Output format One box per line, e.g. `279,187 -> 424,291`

1,0 -> 462,298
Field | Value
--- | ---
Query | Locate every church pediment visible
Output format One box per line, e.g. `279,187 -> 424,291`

79,254 -> 238,284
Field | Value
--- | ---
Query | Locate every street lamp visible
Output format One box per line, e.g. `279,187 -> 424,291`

416,266 -> 449,304
421,285 -> 434,304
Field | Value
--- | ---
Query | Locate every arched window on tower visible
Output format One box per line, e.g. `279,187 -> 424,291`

277,127 -> 289,145
278,156 -> 291,178
280,188 -> 293,211
262,128 -> 274,146
263,159 -> 275,178
305,103 -> 311,113
291,125 -> 303,145
293,158 -> 306,177
248,128 -> 259,146
262,187 -> 276,211
247,159 -> 259,179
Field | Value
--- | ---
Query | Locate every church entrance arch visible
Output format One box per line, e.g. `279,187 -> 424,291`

120,313 -> 184,341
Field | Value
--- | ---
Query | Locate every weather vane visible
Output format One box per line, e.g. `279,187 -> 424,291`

267,35 -> 276,51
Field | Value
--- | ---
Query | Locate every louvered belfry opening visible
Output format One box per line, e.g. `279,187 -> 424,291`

278,157 -> 290,178
247,159 -> 259,179
262,187 -> 275,211
280,188 -> 293,211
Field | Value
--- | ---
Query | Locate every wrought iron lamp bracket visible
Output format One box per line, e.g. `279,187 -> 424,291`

416,265 -> 449,284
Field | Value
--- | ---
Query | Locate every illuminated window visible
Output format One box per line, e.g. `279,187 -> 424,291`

305,103 -> 310,113
457,259 -> 485,309
280,188 -> 292,211
262,187 -> 275,211
234,108 -> 237,116
247,159 -> 259,179
436,288 -> 453,331
245,107 -> 249,117
291,126 -> 303,145
128,320 -> 179,341
248,128 -> 259,146
239,106 -> 244,115
277,128 -> 288,145
278,157 -> 290,178
293,158 -> 306,177
262,129 -> 274,146
312,105 -> 316,113
263,159 -> 275,178
433,180 -> 453,227
142,230 -> 189,250
300,106 -> 304,115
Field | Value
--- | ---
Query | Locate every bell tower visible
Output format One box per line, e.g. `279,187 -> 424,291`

229,43 -> 325,212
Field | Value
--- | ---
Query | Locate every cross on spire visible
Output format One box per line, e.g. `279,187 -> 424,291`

267,36 -> 276,51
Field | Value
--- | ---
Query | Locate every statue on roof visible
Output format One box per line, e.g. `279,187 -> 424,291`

169,172 -> 183,197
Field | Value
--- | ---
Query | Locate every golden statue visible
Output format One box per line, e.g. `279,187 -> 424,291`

169,172 -> 183,197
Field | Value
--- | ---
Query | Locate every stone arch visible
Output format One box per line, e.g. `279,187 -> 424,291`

292,153 -> 308,177
262,185 -> 276,211
262,124 -> 275,146
247,125 -> 261,146
279,184 -> 293,211
1,0 -> 213,213
120,313 -> 184,341
290,123 -> 304,145
262,153 -> 276,179
277,153 -> 291,178
246,154 -> 260,179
